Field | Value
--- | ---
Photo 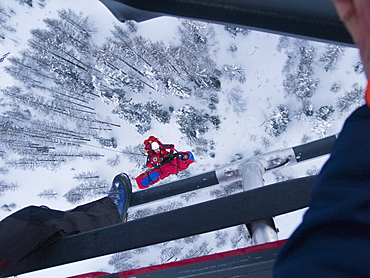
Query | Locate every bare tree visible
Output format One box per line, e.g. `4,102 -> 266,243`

0,181 -> 18,196
230,225 -> 250,249
158,245 -> 183,264
108,251 -> 140,272
38,189 -> 58,200
181,241 -> 213,260
63,177 -> 108,204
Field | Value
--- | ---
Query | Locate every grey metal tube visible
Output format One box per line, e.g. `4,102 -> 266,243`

240,160 -> 265,191
239,160 -> 279,245
131,171 -> 219,206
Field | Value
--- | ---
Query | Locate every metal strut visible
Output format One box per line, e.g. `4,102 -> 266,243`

239,160 -> 279,245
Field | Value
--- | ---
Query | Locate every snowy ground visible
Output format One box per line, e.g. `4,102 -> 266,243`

0,0 -> 367,277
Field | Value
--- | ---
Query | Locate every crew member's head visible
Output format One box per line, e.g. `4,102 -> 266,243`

152,142 -> 160,153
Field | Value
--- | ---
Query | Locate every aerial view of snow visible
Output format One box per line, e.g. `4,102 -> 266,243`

0,0 -> 367,277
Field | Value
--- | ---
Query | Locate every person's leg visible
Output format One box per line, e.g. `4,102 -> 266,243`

0,205 -> 70,275
0,173 -> 132,275
43,173 -> 132,240
55,197 -> 121,235
62,173 -> 133,231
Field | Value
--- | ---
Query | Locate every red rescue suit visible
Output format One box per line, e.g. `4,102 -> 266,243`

143,136 -> 175,168
146,144 -> 175,168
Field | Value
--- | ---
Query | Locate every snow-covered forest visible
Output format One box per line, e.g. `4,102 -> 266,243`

0,0 -> 367,276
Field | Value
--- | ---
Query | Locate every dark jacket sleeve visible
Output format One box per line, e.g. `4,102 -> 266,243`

162,144 -> 175,152
274,105 -> 370,277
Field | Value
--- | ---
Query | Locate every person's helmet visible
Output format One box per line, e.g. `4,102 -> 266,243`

151,142 -> 160,150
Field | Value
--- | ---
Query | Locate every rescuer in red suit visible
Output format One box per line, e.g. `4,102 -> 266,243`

144,136 -> 175,168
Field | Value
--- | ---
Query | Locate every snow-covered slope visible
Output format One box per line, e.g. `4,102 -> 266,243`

0,0 -> 366,277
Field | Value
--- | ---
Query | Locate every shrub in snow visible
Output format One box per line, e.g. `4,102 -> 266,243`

301,134 -> 311,144
354,61 -> 364,74
224,25 -> 250,37
316,105 -> 334,121
0,167 -> 9,174
106,155 -> 121,167
121,145 -> 146,169
183,235 -> 200,245
175,105 -> 221,143
230,225 -> 251,249
276,36 -> 290,52
1,203 -> 16,212
265,105 -> 291,137
208,93 -> 219,111
73,171 -> 100,180
223,65 -> 246,84
145,101 -> 171,124
215,231 -> 228,248
181,192 -> 198,202
0,181 -> 18,196
37,189 -> 58,200
109,251 -> 140,272
128,207 -> 153,221
310,105 -> 335,137
330,82 -> 341,93
301,100 -> 314,117
155,201 -> 183,214
96,137 -> 117,148
174,20 -> 222,92
272,170 -> 293,183
182,241 -> 213,260
165,78 -> 192,99
226,87 -> 248,114
253,148 -> 262,156
261,137 -> 272,149
15,0 -> 33,7
229,44 -> 238,53
0,6 -> 16,41
337,83 -> 365,113
282,43 -> 319,100
112,95 -> 171,134
157,245 -> 183,264
63,177 -> 108,204
210,181 -> 242,198
319,44 -> 344,72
